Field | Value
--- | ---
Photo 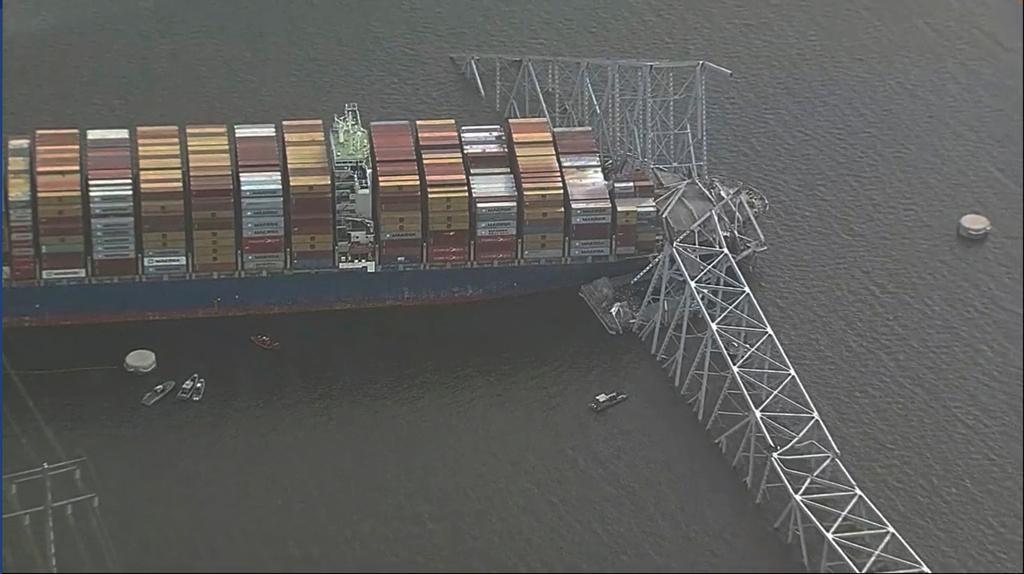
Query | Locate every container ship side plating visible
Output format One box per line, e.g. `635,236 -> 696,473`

2,106 -> 660,327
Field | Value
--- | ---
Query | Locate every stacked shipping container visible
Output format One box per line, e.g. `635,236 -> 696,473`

136,126 -> 188,275
611,172 -> 659,256
370,121 -> 422,265
235,124 -> 286,272
507,118 -> 565,260
282,119 -> 333,270
34,129 -> 86,281
186,125 -> 237,273
553,127 -> 612,258
460,125 -> 518,262
5,137 -> 37,281
415,120 -> 470,264
86,129 -> 137,277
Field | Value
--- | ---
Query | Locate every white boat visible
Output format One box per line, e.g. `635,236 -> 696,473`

191,378 -> 206,402
177,373 -> 199,400
141,381 -> 175,407
590,392 -> 629,412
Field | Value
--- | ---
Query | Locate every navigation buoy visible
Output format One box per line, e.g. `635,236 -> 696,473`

958,214 -> 991,240
124,349 -> 157,374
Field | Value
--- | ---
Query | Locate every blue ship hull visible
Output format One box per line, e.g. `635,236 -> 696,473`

2,258 -> 649,328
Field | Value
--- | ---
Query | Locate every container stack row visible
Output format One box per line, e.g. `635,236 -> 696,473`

5,137 -> 37,281
633,172 -> 660,253
34,129 -> 86,281
186,125 -> 237,273
370,121 -> 422,265
136,126 -> 188,276
416,119 -> 470,264
611,175 -> 659,256
282,119 -> 333,270
617,171 -> 659,253
635,200 -> 660,253
460,125 -> 518,262
86,129 -> 137,278
553,127 -> 612,258
235,124 -> 285,272
507,118 -> 565,260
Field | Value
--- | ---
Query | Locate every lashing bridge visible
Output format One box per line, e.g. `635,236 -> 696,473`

454,53 -> 929,573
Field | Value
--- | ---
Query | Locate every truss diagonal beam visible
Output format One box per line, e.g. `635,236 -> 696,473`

633,215 -> 928,573
452,54 -> 732,179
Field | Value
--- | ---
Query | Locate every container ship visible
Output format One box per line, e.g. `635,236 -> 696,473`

2,106 -> 662,328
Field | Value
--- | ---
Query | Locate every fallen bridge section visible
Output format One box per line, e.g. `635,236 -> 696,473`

629,180 -> 928,573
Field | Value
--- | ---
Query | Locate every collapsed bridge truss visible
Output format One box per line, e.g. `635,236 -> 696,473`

454,53 -> 929,573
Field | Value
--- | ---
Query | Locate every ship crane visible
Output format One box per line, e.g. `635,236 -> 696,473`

455,53 -> 929,573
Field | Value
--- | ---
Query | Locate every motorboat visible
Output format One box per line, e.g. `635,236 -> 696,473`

177,373 -> 199,400
142,381 -> 176,407
191,378 -> 206,402
590,392 -> 629,412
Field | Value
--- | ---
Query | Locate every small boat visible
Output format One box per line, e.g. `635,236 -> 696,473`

250,334 -> 280,351
141,381 -> 176,407
191,378 -> 206,402
177,373 -> 199,400
590,392 -> 629,412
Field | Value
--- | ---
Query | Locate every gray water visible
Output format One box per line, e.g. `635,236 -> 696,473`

3,1 -> 1022,572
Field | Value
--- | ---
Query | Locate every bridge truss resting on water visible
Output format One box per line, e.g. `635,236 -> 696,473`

455,54 -> 930,573
632,180 -> 929,573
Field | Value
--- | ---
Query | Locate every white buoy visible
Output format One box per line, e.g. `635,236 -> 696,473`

124,349 -> 157,374
958,214 -> 991,240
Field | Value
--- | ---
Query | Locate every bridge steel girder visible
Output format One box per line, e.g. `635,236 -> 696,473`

632,213 -> 929,573
452,54 -> 733,180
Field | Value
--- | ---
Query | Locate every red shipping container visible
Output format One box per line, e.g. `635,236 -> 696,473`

242,237 -> 284,253
428,230 -> 470,247
475,249 -> 516,262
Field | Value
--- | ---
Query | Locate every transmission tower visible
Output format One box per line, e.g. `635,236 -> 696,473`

2,458 -> 111,573
3,355 -> 118,573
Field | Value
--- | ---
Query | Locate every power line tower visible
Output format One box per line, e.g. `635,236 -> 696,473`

3,355 -> 119,573
3,457 -> 113,573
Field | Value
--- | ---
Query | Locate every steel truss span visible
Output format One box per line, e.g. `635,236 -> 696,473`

451,54 -> 732,180
632,182 -> 929,573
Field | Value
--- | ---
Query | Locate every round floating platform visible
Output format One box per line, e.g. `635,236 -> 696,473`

124,349 -> 157,374
958,213 -> 991,240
